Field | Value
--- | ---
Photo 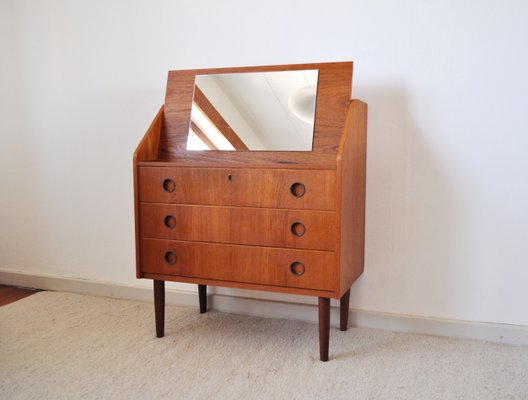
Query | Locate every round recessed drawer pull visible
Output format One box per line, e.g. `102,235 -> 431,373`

164,251 -> 177,265
163,215 -> 176,229
290,222 -> 306,237
162,179 -> 176,193
290,261 -> 305,276
290,182 -> 306,198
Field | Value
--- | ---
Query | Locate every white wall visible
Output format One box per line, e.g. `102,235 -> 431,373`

1,0 -> 527,327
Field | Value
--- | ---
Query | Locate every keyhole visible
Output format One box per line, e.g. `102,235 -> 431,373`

228,174 -> 232,181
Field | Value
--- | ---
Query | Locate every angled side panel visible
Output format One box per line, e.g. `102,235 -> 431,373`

133,106 -> 164,278
336,100 -> 368,296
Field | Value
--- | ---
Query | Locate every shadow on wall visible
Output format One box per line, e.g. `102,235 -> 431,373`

350,85 -> 457,320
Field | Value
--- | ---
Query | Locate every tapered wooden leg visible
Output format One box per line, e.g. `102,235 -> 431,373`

198,284 -> 207,314
154,280 -> 165,338
340,289 -> 351,331
318,297 -> 330,362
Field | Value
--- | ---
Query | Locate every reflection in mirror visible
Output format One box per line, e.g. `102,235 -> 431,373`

186,70 -> 318,151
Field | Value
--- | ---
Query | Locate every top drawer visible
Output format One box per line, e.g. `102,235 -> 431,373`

138,167 -> 337,210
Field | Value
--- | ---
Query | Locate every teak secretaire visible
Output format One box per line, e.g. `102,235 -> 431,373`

133,62 -> 367,361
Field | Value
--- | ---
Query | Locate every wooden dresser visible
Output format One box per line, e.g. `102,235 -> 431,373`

133,62 -> 367,361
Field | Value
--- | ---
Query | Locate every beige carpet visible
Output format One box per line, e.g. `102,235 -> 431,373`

1,292 -> 527,399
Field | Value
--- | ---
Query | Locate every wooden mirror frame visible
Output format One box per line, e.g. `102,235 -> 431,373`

149,62 -> 353,168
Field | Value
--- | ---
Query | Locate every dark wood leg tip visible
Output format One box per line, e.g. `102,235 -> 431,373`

340,288 -> 351,332
318,297 -> 330,362
198,284 -> 207,314
154,280 -> 165,338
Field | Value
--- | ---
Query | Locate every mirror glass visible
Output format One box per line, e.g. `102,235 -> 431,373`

186,70 -> 319,151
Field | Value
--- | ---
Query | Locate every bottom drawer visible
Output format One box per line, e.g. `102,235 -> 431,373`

140,238 -> 336,291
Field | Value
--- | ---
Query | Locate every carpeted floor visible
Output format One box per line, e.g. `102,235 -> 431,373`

1,292 -> 527,399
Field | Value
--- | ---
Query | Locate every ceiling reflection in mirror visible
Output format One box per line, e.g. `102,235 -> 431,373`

186,70 -> 319,151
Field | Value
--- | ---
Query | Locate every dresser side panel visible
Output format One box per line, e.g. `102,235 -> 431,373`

337,100 -> 368,296
134,106 -> 164,278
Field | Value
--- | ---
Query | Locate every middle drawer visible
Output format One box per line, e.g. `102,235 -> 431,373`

139,203 -> 337,251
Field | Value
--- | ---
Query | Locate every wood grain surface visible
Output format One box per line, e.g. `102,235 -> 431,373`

139,203 -> 337,251
138,167 -> 337,210
336,100 -> 368,296
140,238 -> 337,291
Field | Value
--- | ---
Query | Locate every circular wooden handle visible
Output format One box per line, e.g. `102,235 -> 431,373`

290,261 -> 305,276
162,179 -> 176,193
290,182 -> 306,198
163,215 -> 176,229
164,251 -> 177,265
290,222 -> 306,237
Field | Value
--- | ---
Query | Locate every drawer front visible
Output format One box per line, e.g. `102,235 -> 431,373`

139,203 -> 337,251
140,238 -> 336,291
138,167 -> 336,210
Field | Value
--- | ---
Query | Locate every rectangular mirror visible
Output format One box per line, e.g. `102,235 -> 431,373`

186,70 -> 319,151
